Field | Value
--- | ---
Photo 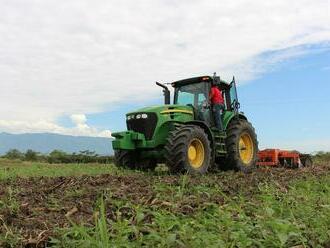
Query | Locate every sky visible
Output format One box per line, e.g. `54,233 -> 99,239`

0,0 -> 329,152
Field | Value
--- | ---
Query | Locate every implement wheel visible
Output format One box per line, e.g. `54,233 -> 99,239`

300,155 -> 313,167
226,119 -> 258,173
164,125 -> 211,174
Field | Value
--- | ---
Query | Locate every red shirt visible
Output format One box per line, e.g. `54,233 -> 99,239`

209,86 -> 224,104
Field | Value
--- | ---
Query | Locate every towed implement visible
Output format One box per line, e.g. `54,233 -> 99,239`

257,149 -> 313,168
112,74 -> 258,174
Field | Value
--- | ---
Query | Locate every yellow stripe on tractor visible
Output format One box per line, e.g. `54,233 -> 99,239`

160,109 -> 193,115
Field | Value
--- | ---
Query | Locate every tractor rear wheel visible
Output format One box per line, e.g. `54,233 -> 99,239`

114,150 -> 137,169
225,119 -> 258,173
164,125 -> 211,174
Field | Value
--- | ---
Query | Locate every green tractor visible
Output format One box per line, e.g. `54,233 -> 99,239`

112,74 -> 258,174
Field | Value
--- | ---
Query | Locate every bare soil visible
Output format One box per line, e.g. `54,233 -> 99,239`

0,164 -> 329,247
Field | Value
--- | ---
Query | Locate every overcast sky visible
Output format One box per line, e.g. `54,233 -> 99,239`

0,0 -> 330,144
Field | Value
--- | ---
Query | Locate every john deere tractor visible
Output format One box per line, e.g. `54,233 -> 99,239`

112,74 -> 258,174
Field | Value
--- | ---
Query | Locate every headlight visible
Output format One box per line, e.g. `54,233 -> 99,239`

127,115 -> 134,120
128,113 -> 148,120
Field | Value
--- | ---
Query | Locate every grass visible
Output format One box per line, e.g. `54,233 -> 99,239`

1,159 -> 330,247
0,158 -> 120,180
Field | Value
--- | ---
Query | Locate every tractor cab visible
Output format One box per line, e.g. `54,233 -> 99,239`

172,75 -> 239,111
159,75 -> 240,128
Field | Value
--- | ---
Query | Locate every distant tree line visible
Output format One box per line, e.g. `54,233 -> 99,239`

1,149 -> 114,164
313,151 -> 330,163
2,149 -> 329,165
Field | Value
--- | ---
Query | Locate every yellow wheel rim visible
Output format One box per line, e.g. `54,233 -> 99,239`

239,133 -> 254,165
187,138 -> 205,169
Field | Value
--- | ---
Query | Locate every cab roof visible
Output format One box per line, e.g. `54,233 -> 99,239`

171,75 -> 231,90
171,76 -> 212,87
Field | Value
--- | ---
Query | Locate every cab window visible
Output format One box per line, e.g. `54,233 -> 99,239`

176,91 -> 194,105
174,82 -> 209,108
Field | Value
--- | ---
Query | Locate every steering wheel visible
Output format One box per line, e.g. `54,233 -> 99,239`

201,100 -> 210,110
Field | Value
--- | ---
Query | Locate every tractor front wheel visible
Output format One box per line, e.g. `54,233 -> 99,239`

164,125 -> 211,174
115,150 -> 157,171
137,159 -> 158,171
114,150 -> 137,169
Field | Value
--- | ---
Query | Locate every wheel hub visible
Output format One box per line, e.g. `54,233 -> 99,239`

187,138 -> 205,169
239,133 -> 254,165
188,146 -> 197,160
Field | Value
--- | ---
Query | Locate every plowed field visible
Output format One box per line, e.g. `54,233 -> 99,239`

1,161 -> 330,247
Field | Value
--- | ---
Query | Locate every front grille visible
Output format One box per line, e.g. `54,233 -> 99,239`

126,113 -> 158,140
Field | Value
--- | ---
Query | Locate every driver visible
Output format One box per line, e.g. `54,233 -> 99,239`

209,81 -> 225,130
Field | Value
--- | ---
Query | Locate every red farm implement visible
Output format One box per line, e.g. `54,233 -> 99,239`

257,149 -> 313,168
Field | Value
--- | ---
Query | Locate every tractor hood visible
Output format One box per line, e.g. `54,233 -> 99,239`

124,104 -> 194,141
112,105 -> 194,150
126,105 -> 194,116
114,104 -> 194,150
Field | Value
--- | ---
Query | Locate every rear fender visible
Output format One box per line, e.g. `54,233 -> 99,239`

224,113 -> 247,129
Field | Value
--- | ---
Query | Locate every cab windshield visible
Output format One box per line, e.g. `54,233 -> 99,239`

174,82 -> 209,108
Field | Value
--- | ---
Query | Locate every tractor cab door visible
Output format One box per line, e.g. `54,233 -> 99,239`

229,79 -> 240,113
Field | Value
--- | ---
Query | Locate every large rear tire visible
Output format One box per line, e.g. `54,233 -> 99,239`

225,119 -> 258,173
164,125 -> 211,174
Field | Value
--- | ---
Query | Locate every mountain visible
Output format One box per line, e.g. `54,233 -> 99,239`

0,132 -> 113,155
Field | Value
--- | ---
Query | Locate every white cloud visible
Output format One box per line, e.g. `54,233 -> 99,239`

70,114 -> 87,126
0,114 -> 112,137
68,114 -> 112,137
0,0 -> 329,135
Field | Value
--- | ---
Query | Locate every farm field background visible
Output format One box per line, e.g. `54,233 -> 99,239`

0,159 -> 330,248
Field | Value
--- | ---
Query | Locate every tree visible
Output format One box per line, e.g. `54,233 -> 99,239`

4,149 -> 24,160
78,150 -> 98,163
48,150 -> 70,163
25,149 -> 38,161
